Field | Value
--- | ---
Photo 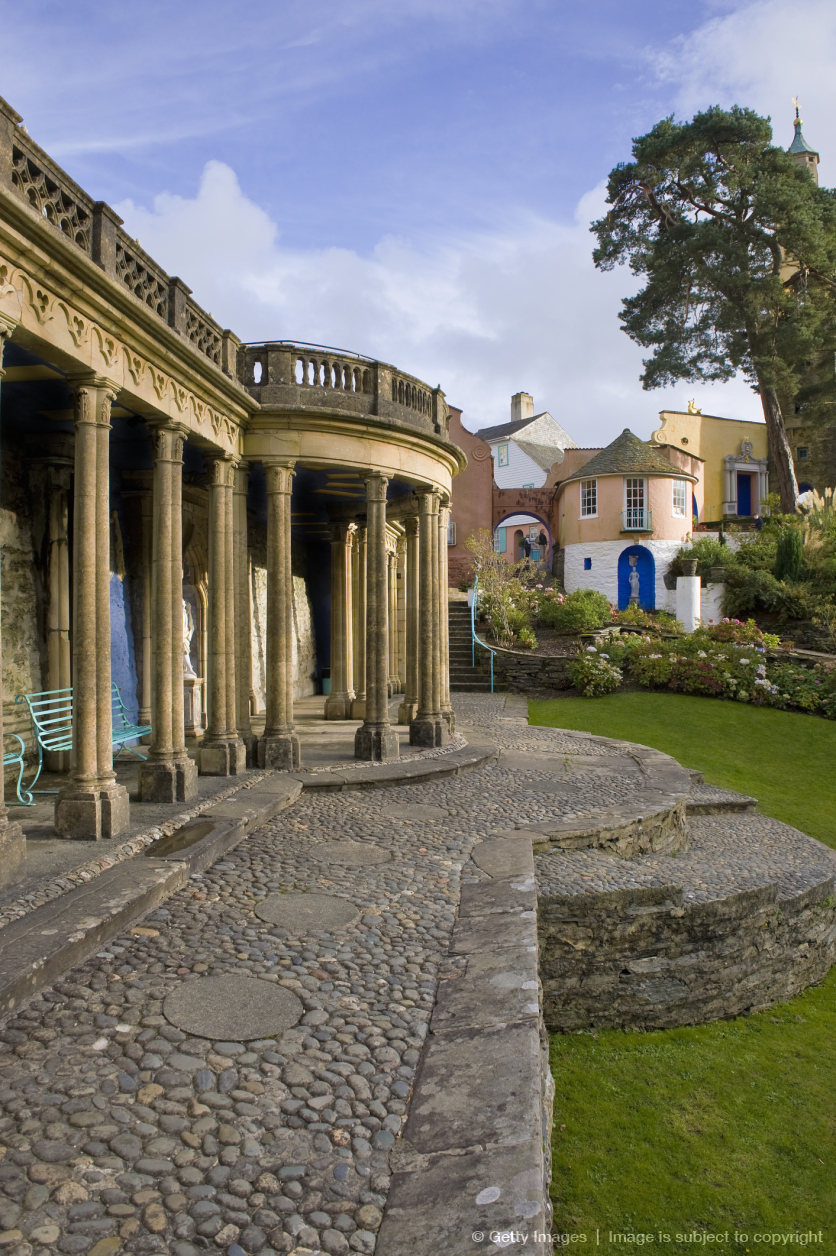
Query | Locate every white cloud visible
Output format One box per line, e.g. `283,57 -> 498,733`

651,0 -> 836,175
119,162 -> 761,446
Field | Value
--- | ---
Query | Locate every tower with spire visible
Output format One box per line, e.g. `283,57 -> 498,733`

788,98 -> 819,184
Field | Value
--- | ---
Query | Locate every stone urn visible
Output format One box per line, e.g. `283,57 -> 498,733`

682,557 -> 699,577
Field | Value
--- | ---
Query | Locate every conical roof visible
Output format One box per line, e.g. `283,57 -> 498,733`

789,116 -> 818,157
562,428 -> 696,482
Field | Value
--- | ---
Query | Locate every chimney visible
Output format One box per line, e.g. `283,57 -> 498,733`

511,391 -> 534,423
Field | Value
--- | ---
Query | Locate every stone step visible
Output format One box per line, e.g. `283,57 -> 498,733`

686,783 -> 758,815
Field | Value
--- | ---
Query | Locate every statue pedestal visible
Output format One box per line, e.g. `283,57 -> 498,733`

184,676 -> 205,739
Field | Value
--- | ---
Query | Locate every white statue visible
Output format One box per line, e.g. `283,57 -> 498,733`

183,599 -> 197,677
628,567 -> 640,603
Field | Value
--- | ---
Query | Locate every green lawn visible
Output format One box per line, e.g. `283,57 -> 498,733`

529,692 -> 836,1255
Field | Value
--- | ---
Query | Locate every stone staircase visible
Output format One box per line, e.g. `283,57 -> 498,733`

448,599 -> 494,691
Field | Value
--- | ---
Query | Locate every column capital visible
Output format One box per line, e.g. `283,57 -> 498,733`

403,515 -> 419,537
263,458 -> 296,495
206,452 -> 237,489
0,311 -> 18,346
362,470 -> 390,501
149,422 -> 187,465
69,374 -> 119,427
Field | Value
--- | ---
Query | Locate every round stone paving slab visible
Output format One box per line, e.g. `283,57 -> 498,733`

255,891 -> 361,931
311,840 -> 391,866
162,974 -> 304,1041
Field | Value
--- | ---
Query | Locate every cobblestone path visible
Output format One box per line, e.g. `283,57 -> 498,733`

0,705 -> 640,1256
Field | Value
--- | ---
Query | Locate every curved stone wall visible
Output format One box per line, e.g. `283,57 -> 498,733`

539,862 -> 836,1032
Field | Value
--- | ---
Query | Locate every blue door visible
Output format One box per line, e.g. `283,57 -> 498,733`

617,546 -> 655,610
737,473 -> 751,516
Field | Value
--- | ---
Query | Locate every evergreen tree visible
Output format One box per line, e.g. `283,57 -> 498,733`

592,106 -> 836,512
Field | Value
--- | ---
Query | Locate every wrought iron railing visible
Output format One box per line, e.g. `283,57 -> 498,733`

622,509 -> 653,531
470,576 -> 496,693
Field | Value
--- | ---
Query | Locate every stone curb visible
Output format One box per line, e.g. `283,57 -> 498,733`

289,739 -> 499,791
377,831 -> 553,1255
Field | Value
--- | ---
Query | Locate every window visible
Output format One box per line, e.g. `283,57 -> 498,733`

797,446 -> 810,461
522,482 -> 535,489
624,478 -> 646,529
580,478 -> 597,517
447,521 -> 456,545
497,443 -> 509,467
672,479 -> 687,517
494,527 -> 506,553
583,557 -> 592,571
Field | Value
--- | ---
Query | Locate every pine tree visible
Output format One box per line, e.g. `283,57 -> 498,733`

592,106 -> 836,512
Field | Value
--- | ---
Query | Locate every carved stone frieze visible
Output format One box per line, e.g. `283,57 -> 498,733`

0,251 -> 243,456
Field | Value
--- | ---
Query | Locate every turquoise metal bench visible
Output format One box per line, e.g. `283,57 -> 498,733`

14,684 -> 151,802
3,731 -> 33,805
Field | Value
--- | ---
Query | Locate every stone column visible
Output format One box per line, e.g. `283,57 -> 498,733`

0,321 -> 25,883
355,472 -> 399,761
55,377 -> 130,838
46,460 -> 72,771
258,460 -> 301,769
325,522 -> 355,719
139,425 -> 198,803
410,488 -> 447,746
234,462 -> 257,764
350,526 -> 366,720
438,495 -> 456,735
397,516 -> 420,725
387,546 -> 400,694
396,535 -> 407,696
200,456 -> 246,775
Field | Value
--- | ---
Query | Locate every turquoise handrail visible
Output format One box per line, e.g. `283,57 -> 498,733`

470,576 -> 496,693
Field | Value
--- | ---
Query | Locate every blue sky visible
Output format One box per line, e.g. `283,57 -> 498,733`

5,0 -> 835,445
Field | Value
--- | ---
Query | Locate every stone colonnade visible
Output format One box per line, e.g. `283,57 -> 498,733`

325,480 -> 455,759
0,346 -> 455,841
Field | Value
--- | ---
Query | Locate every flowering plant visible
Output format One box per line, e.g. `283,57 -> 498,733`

567,647 -> 623,697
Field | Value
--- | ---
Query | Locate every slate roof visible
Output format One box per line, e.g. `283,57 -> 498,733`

562,428 -> 697,483
474,415 -> 543,442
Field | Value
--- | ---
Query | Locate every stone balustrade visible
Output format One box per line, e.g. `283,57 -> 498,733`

0,96 -> 232,375
239,341 -> 449,438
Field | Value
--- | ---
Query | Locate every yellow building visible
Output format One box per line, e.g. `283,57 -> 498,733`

651,410 -> 769,523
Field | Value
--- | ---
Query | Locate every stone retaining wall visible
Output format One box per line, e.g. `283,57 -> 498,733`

539,879 -> 836,1032
477,644 -> 573,692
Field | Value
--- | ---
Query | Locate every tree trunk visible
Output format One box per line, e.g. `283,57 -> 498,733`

759,382 -> 799,514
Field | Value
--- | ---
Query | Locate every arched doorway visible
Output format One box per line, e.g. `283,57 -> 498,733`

617,545 -> 655,610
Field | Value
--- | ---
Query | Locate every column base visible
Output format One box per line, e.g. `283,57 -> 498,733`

350,696 -> 366,720
199,737 -> 248,777
54,780 -> 131,840
258,732 -> 302,770
139,756 -> 199,804
325,693 -> 355,720
409,716 -> 450,748
441,708 -> 457,736
397,698 -> 419,725
354,723 -> 400,761
0,816 -> 25,888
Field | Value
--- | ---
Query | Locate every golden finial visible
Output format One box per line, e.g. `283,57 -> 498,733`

793,96 -> 801,120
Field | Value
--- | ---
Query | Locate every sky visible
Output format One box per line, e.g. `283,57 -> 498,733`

3,0 -> 835,446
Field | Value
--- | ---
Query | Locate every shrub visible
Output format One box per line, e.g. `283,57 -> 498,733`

692,618 -> 779,648
735,535 -> 778,572
537,588 -> 611,634
775,526 -> 804,582
669,537 -> 732,582
722,568 -> 786,618
568,647 -> 623,697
